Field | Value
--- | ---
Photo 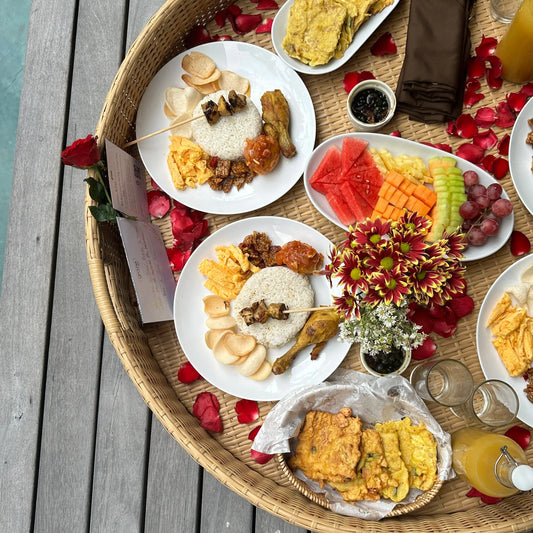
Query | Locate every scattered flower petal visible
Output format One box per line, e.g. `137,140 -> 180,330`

464,89 -> 485,108
343,71 -> 375,93
177,361 -> 202,383
389,130 -> 402,137
150,178 -> 161,191
185,25 -> 213,48
256,0 -> 278,9
492,156 -> 509,179
505,425 -> 531,450
248,426 -> 262,440
510,230 -> 531,256
519,82 -> 533,97
251,448 -> 274,464
473,129 -> 498,150
448,295 -> 474,319
147,190 -> 170,218
256,18 -> 273,33
495,101 -> 516,128
370,32 -> 397,56
234,13 -> 262,33
475,35 -> 498,58
466,487 -> 502,505
480,154 -> 496,172
467,56 -> 486,79
213,34 -> 233,41
446,121 -> 458,136
474,107 -> 496,128
235,399 -> 259,424
465,78 -> 481,92
456,114 -> 478,138
432,319 -> 457,338
455,143 -> 485,164
409,307 -> 434,334
507,91 -> 527,113
498,134 -> 510,156
167,248 -> 191,272
411,337 -> 437,360
193,392 -> 223,433
486,55 -> 503,77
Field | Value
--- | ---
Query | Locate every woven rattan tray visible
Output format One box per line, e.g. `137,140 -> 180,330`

85,0 -> 533,531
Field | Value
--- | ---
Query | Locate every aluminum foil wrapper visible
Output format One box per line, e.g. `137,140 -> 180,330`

252,368 -> 453,520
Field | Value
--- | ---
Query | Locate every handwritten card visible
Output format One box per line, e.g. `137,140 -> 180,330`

106,140 -> 175,323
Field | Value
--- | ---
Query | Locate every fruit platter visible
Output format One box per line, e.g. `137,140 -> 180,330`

83,0 -> 533,531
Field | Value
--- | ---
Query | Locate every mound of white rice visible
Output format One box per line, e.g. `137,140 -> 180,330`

232,266 -> 314,348
191,90 -> 262,160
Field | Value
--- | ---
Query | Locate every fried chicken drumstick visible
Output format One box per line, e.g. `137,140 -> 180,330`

272,308 -> 340,375
260,89 -> 296,159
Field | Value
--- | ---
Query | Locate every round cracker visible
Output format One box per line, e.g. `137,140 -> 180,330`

182,51 -> 217,78
218,70 -> 250,95
181,68 -> 221,87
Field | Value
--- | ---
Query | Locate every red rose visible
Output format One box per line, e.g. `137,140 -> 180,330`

61,134 -> 101,168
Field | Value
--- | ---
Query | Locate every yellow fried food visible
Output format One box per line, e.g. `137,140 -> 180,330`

375,428 -> 410,502
486,292 -> 512,327
288,408 -> 363,484
330,429 -> 394,501
198,245 -> 259,300
490,306 -> 527,337
375,417 -> 437,491
167,135 -> 213,190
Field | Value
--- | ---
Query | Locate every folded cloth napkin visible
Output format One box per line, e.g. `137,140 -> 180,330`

395,0 -> 476,123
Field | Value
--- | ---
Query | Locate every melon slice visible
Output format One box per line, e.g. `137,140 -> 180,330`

341,137 -> 369,177
339,182 -> 373,222
325,191 -> 356,226
309,145 -> 342,192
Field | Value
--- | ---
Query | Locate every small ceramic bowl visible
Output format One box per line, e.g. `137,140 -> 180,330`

346,79 -> 396,132
360,346 -> 411,377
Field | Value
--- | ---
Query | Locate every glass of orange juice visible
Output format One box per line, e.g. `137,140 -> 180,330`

496,0 -> 533,82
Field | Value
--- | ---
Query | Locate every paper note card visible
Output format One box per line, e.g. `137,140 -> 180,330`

117,218 -> 176,323
105,139 -> 149,222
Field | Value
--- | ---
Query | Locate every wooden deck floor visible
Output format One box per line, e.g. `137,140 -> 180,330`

0,1 -> 306,531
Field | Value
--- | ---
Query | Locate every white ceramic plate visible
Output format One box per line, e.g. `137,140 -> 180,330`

173,216 -> 351,401
476,254 -> 533,427
136,41 -> 316,214
303,133 -> 514,262
271,0 -> 400,75
509,96 -> 533,216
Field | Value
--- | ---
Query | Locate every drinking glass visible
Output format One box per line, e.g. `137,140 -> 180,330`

490,0 -> 522,23
450,379 -> 519,427
409,359 -> 474,407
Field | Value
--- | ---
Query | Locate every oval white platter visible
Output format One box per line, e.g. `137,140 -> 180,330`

476,253 -> 533,427
173,216 -> 352,401
271,0 -> 400,75
303,132 -> 514,262
136,41 -> 316,215
509,96 -> 533,216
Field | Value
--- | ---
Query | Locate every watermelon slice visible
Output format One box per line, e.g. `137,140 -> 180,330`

325,191 -> 356,226
309,146 -> 342,191
339,182 -> 373,222
341,137 -> 369,177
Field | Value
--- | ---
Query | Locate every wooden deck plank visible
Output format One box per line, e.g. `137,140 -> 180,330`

256,509 -> 309,533
0,0 -> 79,530
32,0 -> 130,530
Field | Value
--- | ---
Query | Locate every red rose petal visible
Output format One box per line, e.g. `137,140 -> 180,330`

510,230 -> 531,256
475,35 -> 498,58
167,247 -> 191,272
256,18 -> 273,33
466,487 -> 503,504
185,25 -> 213,48
446,121 -> 458,136
147,190 -> 170,218
486,62 -> 503,89
411,337 -> 437,360
498,134 -> 510,155
150,178 -> 161,191
492,157 -> 509,179
448,295 -> 474,320
486,55 -> 503,77
467,56 -> 486,79
455,143 -> 485,164
519,82 -> 533,97
432,319 -> 457,338
193,392 -> 222,433
495,101 -> 516,128
227,4 -> 242,15
370,32 -> 397,56
480,154 -> 497,172
465,78 -> 481,92
422,142 -> 452,153
410,307 -> 434,334
199,405 -> 224,432
507,91 -> 527,113
473,129 -> 498,150
456,114 -> 478,138
177,361 -> 203,383
474,107 -> 496,128
256,0 -> 278,9
464,90 -> 485,108
213,35 -> 233,41
505,425 -> 531,450
248,426 -> 262,440
343,71 -> 375,93
235,399 -> 259,424
234,13 -> 262,33
389,130 -> 402,137
251,448 -> 274,464
193,391 -> 219,418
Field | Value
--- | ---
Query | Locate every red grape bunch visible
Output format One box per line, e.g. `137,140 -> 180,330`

459,170 -> 513,246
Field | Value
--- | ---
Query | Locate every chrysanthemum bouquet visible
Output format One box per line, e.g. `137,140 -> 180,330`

325,213 -> 467,356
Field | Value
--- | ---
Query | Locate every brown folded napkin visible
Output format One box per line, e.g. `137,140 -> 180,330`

395,0 -> 476,123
